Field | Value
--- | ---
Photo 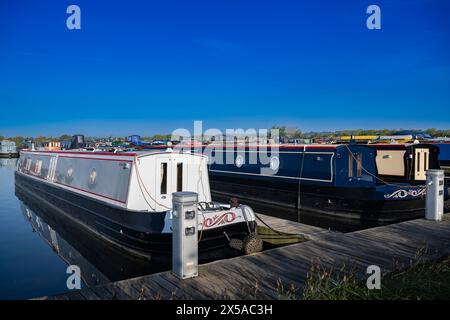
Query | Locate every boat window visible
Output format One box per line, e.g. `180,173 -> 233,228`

34,160 -> 42,175
26,158 -> 32,172
348,154 -> 353,178
417,153 -> 420,172
160,162 -> 167,195
356,153 -> 363,177
176,163 -> 183,192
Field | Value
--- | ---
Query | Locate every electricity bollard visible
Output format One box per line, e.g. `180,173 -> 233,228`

172,192 -> 199,279
425,169 -> 445,221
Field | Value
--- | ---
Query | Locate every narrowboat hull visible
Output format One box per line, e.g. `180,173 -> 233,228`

0,152 -> 19,158
202,143 -> 443,224
208,174 -> 428,223
15,171 -> 253,265
430,142 -> 450,176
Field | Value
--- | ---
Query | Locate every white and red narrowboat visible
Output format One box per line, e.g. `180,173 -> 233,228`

14,148 -> 260,264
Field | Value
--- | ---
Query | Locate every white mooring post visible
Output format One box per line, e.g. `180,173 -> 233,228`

172,191 -> 199,279
425,169 -> 445,221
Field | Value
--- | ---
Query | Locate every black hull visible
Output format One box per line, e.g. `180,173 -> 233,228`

0,152 -> 19,158
15,172 -> 252,265
209,176 -> 428,224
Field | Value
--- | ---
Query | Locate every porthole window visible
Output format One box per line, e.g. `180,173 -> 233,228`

89,168 -> 97,186
270,156 -> 280,171
67,166 -> 73,178
235,155 -> 244,168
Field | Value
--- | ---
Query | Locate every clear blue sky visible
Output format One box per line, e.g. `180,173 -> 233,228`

1,0 -> 449,137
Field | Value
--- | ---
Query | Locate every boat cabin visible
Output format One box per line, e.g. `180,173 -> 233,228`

204,143 -> 379,188
17,149 -> 211,212
368,143 -> 440,183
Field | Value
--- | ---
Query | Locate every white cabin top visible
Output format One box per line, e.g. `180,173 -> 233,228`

17,149 -> 212,212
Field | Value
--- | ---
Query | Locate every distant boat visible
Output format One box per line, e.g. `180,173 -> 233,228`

0,140 -> 19,158
425,141 -> 450,176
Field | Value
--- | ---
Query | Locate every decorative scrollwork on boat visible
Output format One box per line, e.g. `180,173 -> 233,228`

384,187 -> 427,199
203,212 -> 236,228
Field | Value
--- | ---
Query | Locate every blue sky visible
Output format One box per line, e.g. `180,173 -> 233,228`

0,0 -> 449,136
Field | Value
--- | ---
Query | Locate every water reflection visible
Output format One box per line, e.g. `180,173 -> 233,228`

0,158 -> 17,168
15,187 -> 169,289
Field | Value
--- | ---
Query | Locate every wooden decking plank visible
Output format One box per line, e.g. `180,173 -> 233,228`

159,272 -> 217,300
308,238 -> 400,273
199,266 -> 248,299
89,284 -> 116,299
145,275 -> 187,299
131,280 -> 170,300
207,258 -> 278,299
238,255 -> 305,297
110,279 -> 143,300
78,288 -> 102,300
245,252 -> 311,286
40,216 -> 450,301
188,268 -> 237,299
217,258 -> 284,299
205,260 -> 269,298
101,283 -> 133,300
349,230 -> 439,260
63,290 -> 87,300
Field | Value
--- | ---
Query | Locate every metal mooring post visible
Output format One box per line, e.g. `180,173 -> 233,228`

425,169 -> 445,221
172,191 -> 199,279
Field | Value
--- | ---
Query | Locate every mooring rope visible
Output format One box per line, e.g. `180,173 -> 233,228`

254,213 -> 331,240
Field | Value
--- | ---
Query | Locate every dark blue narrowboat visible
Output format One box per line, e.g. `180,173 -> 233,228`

428,142 -> 450,176
200,143 -> 438,223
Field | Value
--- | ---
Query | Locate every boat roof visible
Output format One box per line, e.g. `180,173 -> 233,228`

20,148 -> 205,158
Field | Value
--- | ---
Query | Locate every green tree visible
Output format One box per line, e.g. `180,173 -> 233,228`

59,134 -> 72,141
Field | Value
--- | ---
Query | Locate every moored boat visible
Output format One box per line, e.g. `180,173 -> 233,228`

198,143 -> 445,223
0,140 -> 19,158
426,142 -> 450,176
15,148 -> 260,265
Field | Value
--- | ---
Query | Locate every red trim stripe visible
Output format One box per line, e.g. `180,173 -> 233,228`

21,150 -> 138,157
173,144 -> 340,150
58,155 -> 133,162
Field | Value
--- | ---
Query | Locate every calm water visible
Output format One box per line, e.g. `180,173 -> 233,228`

0,159 -> 69,299
0,159 -> 164,299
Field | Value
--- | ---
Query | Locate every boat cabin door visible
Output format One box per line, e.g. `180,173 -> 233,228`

155,156 -> 187,209
414,148 -> 429,181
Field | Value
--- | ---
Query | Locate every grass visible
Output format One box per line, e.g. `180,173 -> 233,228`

300,256 -> 450,300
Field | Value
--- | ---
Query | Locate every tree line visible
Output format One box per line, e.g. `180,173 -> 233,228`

1,128 -> 450,146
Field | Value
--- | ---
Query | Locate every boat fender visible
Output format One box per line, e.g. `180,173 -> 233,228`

229,238 -> 244,251
242,232 -> 263,255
